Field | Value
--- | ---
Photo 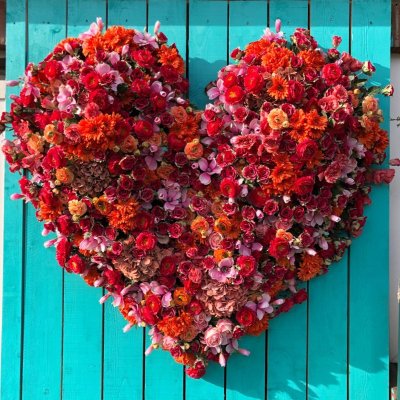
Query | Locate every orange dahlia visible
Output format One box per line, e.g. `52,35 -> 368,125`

268,75 -> 289,100
298,49 -> 326,71
107,197 -> 140,233
158,45 -> 185,75
298,253 -> 323,281
157,312 -> 193,338
245,314 -> 269,336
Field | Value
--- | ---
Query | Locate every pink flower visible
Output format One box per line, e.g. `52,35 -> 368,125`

157,187 -> 181,211
57,85 -> 76,112
373,169 -> 395,185
204,327 -> 222,348
197,158 -> 222,185
246,293 -> 273,320
134,31 -> 159,49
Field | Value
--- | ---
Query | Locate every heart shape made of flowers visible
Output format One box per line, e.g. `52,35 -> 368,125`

1,19 -> 397,379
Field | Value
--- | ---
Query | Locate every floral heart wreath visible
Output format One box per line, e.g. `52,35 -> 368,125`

1,18 -> 398,379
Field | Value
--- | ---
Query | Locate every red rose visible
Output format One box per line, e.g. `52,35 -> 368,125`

220,178 -> 238,198
134,211 -> 154,231
233,107 -> 247,123
159,256 -> 177,276
45,146 -> 66,169
249,187 -> 269,208
67,254 -> 86,274
186,366 -> 206,379
236,306 -> 257,327
56,238 -> 72,267
186,300 -> 203,315
321,63 -> 342,85
146,295 -> 162,314
225,85 -> 245,105
206,118 -> 224,137
160,65 -> 180,83
150,93 -> 167,112
287,80 -> 305,103
132,49 -> 155,68
44,60 -> 61,81
296,139 -> 318,161
279,297 -> 295,313
168,223 -> 183,238
223,72 -> 238,88
269,237 -> 290,259
89,88 -> 109,109
132,79 -> 151,97
237,256 -> 257,276
136,232 -> 157,251
134,120 -> 154,141
294,176 -> 315,195
324,161 -> 342,183
142,305 -> 159,325
83,71 -> 100,90
244,72 -> 264,93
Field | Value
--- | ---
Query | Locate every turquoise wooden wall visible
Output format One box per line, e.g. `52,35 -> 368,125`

1,0 -> 391,399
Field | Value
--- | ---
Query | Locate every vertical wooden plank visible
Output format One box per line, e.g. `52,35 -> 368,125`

350,0 -> 391,398
62,3 -> 106,400
188,0 -> 228,110
1,1 -> 26,399
267,3 -> 308,400
225,2 -> 268,400
144,3 -> 187,398
21,1 -> 66,399
101,2 -> 146,399
307,2 -> 349,399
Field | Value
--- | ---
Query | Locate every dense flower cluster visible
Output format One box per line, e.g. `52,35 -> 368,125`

1,19 -> 396,379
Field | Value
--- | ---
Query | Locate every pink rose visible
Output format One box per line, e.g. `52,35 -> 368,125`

216,319 -> 234,336
204,327 -> 222,348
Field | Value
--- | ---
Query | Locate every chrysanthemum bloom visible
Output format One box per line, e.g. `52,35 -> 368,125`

107,197 -> 140,233
298,253 -> 323,281
157,312 -> 193,338
267,75 -> 289,100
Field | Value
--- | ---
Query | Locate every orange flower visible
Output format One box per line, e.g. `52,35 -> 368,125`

298,49 -> 326,71
214,216 -> 232,235
157,312 -> 193,338
245,38 -> 272,56
156,164 -> 176,180
245,314 -> 269,336
107,197 -> 140,233
298,254 -> 323,281
158,45 -> 185,75
373,129 -> 389,153
268,75 -> 289,100
190,216 -> 209,237
83,265 -> 102,287
102,26 -> 138,53
38,200 -> 63,222
119,298 -> 137,325
170,106 -> 188,123
211,200 -> 225,218
44,124 -> 63,144
68,199 -> 87,216
184,139 -> 204,160
305,110 -> 327,131
27,134 -> 45,153
55,167 -> 74,184
82,33 -> 105,57
120,135 -> 138,153
173,287 -> 192,306
214,248 -> 232,263
276,229 -> 293,242
261,46 -> 293,72
173,351 -> 196,366
93,195 -> 112,215
268,280 -> 283,298
267,108 -> 289,130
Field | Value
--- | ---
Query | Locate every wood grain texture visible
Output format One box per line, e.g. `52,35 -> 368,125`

62,3 -> 106,399
226,2 -> 268,399
21,1 -> 66,399
308,1 -> 350,399
1,1 -> 26,399
350,0 -> 391,399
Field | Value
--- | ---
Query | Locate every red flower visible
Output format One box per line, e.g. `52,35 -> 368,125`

206,119 -> 224,137
220,178 -> 238,198
134,120 -> 154,141
186,366 -> 206,379
56,238 -> 72,267
236,306 -> 257,326
223,72 -> 238,88
244,72 -> 264,93
142,305 -> 159,325
287,80 -> 305,103
44,60 -> 61,81
237,256 -> 257,276
67,254 -> 86,274
321,63 -> 342,85
132,50 -> 155,68
83,71 -> 100,90
146,295 -> 162,314
269,237 -> 290,259
296,139 -> 318,161
136,232 -> 157,251
225,85 -> 245,105
294,176 -> 315,195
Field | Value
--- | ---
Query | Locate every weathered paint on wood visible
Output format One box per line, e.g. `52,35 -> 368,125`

2,0 -> 391,399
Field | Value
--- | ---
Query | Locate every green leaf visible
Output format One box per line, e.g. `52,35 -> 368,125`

367,86 -> 381,97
